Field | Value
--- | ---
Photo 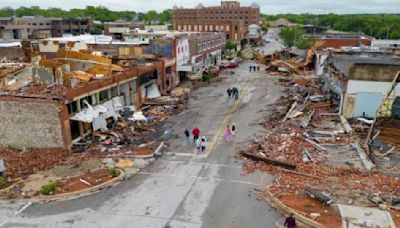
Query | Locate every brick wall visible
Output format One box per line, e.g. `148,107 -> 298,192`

0,100 -> 64,149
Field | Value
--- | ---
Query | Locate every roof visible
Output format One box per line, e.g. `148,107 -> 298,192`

330,53 -> 400,76
314,38 -> 371,49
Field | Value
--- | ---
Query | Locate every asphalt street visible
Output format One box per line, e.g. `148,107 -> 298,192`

0,58 -> 285,228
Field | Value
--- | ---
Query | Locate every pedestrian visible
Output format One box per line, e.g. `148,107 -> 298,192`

227,87 -> 232,98
195,136 -> 202,154
284,213 -> 297,228
249,65 -> 252,72
184,128 -> 190,145
192,126 -> 200,143
224,125 -> 232,142
257,66 -> 260,71
201,136 -> 207,152
234,87 -> 239,100
231,124 -> 237,138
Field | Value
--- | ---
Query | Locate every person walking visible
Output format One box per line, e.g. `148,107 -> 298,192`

184,128 -> 190,145
234,87 -> 239,100
195,136 -> 202,154
231,124 -> 237,138
227,87 -> 232,99
284,213 -> 297,228
224,125 -> 232,142
249,65 -> 252,72
257,66 -> 260,71
200,136 -> 207,152
192,127 -> 200,143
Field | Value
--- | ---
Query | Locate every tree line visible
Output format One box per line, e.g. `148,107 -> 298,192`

0,6 -> 172,24
265,14 -> 400,39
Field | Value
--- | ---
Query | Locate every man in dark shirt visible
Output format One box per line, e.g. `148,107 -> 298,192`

284,213 -> 297,228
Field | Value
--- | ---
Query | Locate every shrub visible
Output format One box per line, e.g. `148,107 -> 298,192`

40,182 -> 56,195
108,168 -> 118,178
202,74 -> 211,83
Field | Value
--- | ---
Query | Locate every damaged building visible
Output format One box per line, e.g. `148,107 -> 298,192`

0,49 -> 167,150
315,50 -> 400,119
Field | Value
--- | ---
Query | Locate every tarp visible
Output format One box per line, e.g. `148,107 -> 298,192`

141,82 -> 161,99
70,96 -> 124,123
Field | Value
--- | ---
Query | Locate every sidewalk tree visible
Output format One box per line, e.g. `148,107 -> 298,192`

279,25 -> 306,47
225,40 -> 236,50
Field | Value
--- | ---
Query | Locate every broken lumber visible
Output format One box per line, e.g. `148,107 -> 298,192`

351,143 -> 374,171
283,101 -> 298,122
241,151 -> 296,169
301,110 -> 315,128
304,138 -> 327,152
305,186 -> 332,205
378,146 -> 396,158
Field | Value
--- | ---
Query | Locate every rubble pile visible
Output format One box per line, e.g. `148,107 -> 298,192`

8,82 -> 67,97
241,76 -> 400,226
0,148 -> 70,178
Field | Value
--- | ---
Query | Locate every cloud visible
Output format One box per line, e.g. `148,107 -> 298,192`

0,0 -> 399,14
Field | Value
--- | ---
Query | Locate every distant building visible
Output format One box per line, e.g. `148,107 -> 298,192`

172,1 -> 260,42
103,20 -> 144,40
0,16 -> 93,40
371,39 -> 400,49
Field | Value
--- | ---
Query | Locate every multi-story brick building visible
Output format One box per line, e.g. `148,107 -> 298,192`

0,16 -> 93,40
172,1 -> 260,42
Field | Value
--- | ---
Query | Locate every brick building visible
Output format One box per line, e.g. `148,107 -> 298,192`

172,1 -> 260,42
0,16 -> 93,40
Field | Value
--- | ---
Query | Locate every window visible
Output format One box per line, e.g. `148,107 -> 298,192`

80,95 -> 97,109
99,89 -> 110,103
67,101 -> 78,114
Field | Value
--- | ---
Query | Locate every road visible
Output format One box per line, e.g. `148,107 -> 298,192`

0,60 -> 284,228
262,28 -> 285,55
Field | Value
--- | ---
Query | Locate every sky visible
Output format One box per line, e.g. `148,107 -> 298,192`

1,0 -> 400,14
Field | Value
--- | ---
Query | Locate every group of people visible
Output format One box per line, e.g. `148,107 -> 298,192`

227,87 -> 239,100
224,124 -> 237,142
249,65 -> 260,72
184,127 -> 207,154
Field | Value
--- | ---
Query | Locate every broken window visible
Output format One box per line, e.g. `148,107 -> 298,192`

111,86 -> 119,97
67,101 -> 78,114
80,95 -> 96,109
99,89 -> 110,103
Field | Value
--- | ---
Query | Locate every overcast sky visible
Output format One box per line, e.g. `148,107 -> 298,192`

1,0 -> 400,14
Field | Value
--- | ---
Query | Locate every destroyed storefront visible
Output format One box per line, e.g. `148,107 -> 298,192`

0,50 -> 160,150
315,52 -> 400,118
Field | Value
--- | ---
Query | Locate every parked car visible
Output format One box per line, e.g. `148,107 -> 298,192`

225,62 -> 239,69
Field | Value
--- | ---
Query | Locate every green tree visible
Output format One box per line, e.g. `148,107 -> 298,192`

144,10 -> 158,25
279,26 -> 306,47
0,7 -> 15,17
225,40 -> 236,50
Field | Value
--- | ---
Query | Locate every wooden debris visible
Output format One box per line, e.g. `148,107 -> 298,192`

304,138 -> 327,152
241,151 -> 296,169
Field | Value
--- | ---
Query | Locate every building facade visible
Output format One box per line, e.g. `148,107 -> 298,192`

172,1 -> 260,42
0,17 -> 93,40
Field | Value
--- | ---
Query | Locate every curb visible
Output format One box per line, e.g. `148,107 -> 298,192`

264,189 -> 324,228
35,169 -> 126,203
0,169 -> 126,203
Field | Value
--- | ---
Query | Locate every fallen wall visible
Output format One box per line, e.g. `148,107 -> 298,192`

0,99 -> 64,149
